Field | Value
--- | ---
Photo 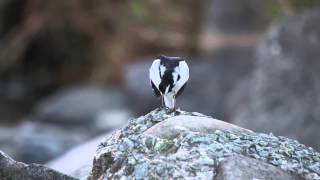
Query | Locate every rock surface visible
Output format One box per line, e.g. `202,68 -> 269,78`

216,155 -> 302,180
144,115 -> 252,139
231,9 -> 320,150
0,151 -> 76,180
90,109 -> 320,180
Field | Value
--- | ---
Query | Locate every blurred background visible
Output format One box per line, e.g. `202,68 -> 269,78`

0,0 -> 320,165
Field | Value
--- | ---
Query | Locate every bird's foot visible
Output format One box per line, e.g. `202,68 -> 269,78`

173,107 -> 182,115
163,107 -> 181,115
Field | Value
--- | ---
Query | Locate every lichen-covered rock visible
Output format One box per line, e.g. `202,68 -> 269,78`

89,109 -> 320,179
144,115 -> 252,139
216,155 -> 302,180
0,151 -> 76,180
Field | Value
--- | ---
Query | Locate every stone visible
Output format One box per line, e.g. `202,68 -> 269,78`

0,121 -> 91,164
0,0 -> 20,37
144,115 -> 253,139
34,85 -> 129,124
198,0 -> 267,52
231,9 -> 320,150
202,0 -> 268,34
94,109 -> 131,132
0,150 -> 76,180
47,133 -> 108,179
123,61 -> 159,115
216,155 -> 303,180
134,163 -> 148,179
89,109 -> 320,180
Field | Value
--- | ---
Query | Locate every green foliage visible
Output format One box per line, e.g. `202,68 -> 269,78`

290,0 -> 320,11
129,0 -> 150,22
263,0 -> 320,21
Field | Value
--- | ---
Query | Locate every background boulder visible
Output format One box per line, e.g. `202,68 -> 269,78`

230,9 -> 320,150
0,151 -> 76,180
0,85 -> 131,164
34,85 -> 129,125
47,133 -> 108,179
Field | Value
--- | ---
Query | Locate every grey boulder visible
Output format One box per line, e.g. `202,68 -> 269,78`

89,109 -> 319,179
216,155 -> 302,180
34,85 -> 129,125
231,9 -> 320,150
0,121 -> 91,164
47,133 -> 108,179
0,151 -> 76,180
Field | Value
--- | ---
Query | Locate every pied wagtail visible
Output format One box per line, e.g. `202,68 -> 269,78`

149,55 -> 189,111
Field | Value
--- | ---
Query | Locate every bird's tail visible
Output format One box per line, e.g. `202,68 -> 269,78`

163,93 -> 175,109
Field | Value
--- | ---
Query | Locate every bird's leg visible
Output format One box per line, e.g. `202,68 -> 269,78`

161,96 -> 164,109
172,96 -> 182,115
172,96 -> 176,112
165,96 -> 176,114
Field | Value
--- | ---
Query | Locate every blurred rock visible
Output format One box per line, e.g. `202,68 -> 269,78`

216,155 -> 302,180
34,85 -> 129,125
0,79 -> 39,122
94,109 -> 130,132
48,133 -> 107,179
125,49 -> 254,120
198,0 -> 267,53
203,0 -> 268,34
0,150 -> 76,180
124,62 -> 158,115
90,108 -> 319,179
0,121 -> 91,164
0,0 -> 21,37
231,9 -> 320,150
0,85 -> 131,164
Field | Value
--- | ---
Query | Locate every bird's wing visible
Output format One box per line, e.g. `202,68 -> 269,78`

149,59 -> 162,96
149,59 -> 161,86
175,83 -> 187,98
151,80 -> 161,97
173,60 -> 189,93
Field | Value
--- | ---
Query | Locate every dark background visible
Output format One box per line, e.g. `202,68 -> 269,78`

0,0 -> 320,164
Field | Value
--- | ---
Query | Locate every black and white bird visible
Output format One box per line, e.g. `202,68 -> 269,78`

149,55 -> 189,110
